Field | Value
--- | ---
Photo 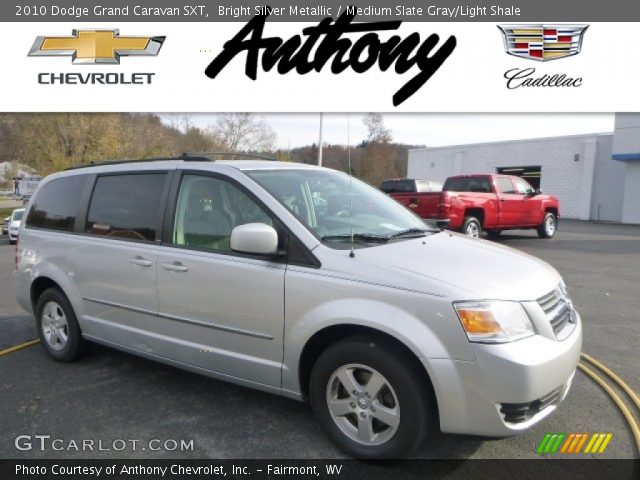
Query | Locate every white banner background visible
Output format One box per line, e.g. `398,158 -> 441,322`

0,22 -> 635,112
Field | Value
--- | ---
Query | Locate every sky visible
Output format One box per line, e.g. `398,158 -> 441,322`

161,113 -> 615,149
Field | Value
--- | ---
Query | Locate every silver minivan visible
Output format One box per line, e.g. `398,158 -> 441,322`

14,158 -> 582,458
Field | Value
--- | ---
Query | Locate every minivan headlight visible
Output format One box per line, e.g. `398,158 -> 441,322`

453,301 -> 534,343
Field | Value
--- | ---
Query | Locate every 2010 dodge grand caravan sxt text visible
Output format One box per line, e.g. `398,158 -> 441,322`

14,158 -> 582,459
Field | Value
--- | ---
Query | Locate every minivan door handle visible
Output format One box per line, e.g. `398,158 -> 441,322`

130,256 -> 153,267
162,261 -> 189,272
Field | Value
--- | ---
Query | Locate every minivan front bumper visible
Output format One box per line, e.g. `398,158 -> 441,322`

424,311 -> 582,437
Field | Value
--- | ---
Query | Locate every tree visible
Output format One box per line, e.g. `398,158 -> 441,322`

359,113 -> 400,185
363,113 -> 392,144
0,113 -> 189,173
0,113 -> 423,182
166,113 -> 193,133
208,113 -> 276,152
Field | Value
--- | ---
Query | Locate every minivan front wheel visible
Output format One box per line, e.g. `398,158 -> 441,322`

309,336 -> 434,458
36,288 -> 86,362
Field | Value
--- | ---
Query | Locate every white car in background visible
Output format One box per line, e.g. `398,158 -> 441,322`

8,208 -> 25,244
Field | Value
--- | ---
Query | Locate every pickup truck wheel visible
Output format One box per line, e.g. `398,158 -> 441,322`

486,229 -> 502,239
310,336 -> 434,459
35,287 -> 87,362
462,217 -> 482,238
537,212 -> 557,239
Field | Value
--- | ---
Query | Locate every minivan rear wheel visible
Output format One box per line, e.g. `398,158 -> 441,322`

36,288 -> 87,362
309,336 -> 434,459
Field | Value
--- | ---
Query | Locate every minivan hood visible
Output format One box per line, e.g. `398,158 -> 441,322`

354,232 -> 560,301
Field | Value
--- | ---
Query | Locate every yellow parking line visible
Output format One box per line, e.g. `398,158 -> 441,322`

581,352 -> 640,411
577,362 -> 640,453
0,339 -> 40,356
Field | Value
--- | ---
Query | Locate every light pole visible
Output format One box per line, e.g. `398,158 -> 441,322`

318,112 -> 323,166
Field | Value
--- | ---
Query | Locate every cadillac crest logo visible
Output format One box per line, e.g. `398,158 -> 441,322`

498,25 -> 588,61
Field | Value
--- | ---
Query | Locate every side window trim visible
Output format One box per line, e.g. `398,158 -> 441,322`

156,170 -> 176,243
83,170 -> 172,245
75,173 -> 97,234
162,170 -> 320,268
162,169 -> 182,244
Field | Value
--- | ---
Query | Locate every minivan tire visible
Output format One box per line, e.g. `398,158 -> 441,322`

309,336 -> 435,459
537,212 -> 557,239
35,287 -> 87,362
462,216 -> 482,238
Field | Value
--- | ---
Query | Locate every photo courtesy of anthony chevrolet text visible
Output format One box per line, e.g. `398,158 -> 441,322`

0,1 -> 638,479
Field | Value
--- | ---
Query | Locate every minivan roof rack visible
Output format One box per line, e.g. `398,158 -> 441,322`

183,152 -> 276,161
64,152 -> 276,170
64,157 -> 183,170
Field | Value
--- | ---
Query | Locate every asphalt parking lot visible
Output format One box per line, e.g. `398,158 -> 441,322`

0,220 -> 638,459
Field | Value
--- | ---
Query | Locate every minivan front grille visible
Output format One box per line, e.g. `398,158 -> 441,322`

500,386 -> 563,424
537,286 -> 576,338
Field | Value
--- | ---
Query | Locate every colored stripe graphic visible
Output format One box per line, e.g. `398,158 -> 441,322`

584,433 -> 614,453
574,434 -> 589,453
539,433 -> 613,454
598,434 -> 613,453
536,433 -> 552,454
537,433 -> 566,454
560,433 -> 574,453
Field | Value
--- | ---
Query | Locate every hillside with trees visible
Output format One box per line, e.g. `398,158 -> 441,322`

0,113 -> 422,187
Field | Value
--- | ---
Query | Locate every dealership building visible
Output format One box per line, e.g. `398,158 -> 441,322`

407,114 -> 640,224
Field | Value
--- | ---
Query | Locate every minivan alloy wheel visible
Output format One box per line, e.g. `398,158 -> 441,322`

41,301 -> 69,351
326,363 -> 400,446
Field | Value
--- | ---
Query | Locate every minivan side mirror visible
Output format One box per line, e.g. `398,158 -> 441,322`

230,223 -> 279,255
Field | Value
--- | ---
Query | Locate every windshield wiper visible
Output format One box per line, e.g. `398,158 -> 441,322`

321,233 -> 389,243
388,228 -> 430,239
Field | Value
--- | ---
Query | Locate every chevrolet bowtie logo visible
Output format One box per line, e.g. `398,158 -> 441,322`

28,29 -> 165,64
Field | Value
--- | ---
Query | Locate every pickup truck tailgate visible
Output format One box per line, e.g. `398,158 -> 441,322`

389,192 -> 443,219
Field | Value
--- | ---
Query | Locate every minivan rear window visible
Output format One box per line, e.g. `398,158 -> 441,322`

86,173 -> 167,242
26,175 -> 87,232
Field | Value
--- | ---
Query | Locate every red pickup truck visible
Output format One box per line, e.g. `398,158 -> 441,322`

384,174 -> 559,238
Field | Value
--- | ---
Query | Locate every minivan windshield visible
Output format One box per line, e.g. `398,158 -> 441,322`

247,169 -> 436,248
12,210 -> 24,221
